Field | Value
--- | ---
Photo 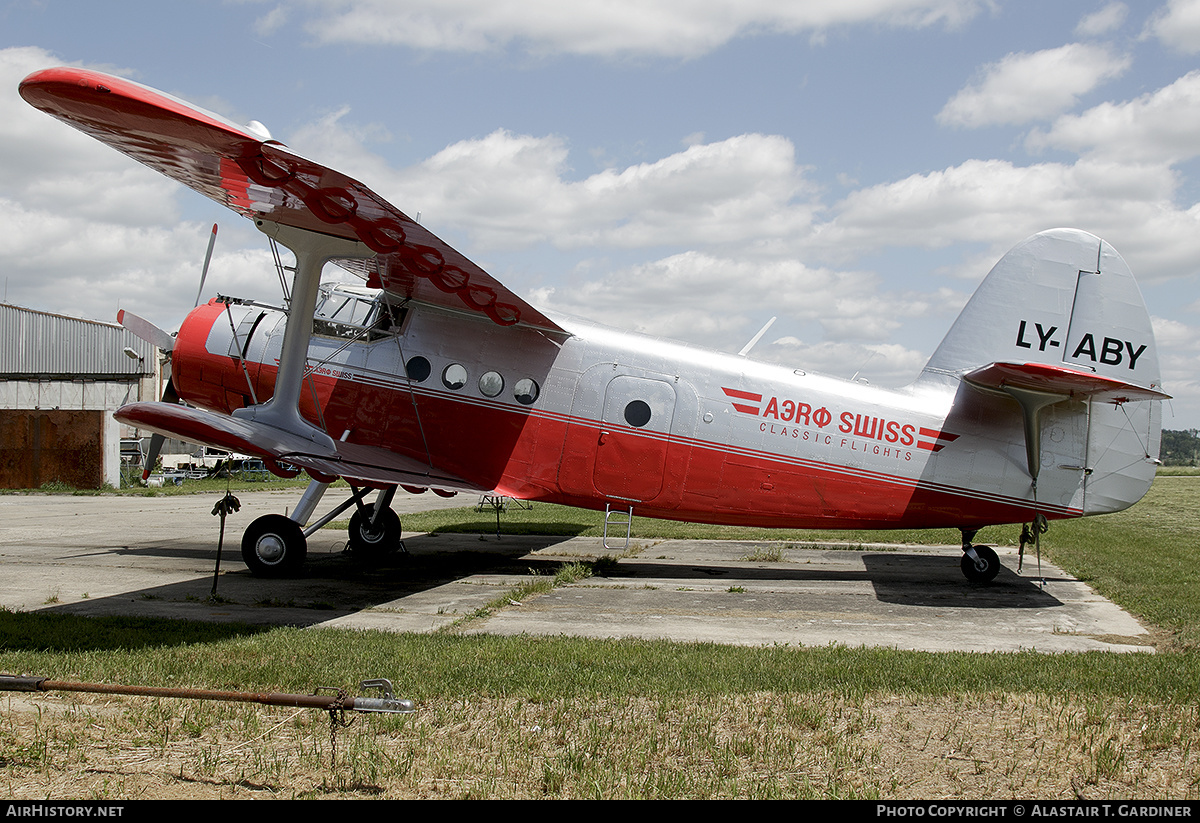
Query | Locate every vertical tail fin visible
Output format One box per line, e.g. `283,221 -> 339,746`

923,228 -> 1163,393
923,229 -> 1165,515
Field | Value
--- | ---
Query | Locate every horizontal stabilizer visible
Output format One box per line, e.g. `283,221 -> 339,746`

964,361 -> 1170,404
115,401 -> 483,492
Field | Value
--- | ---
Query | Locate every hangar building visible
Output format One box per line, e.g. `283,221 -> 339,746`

0,303 -> 160,489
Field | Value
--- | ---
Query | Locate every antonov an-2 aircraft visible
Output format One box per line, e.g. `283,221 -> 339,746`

19,67 -> 1169,583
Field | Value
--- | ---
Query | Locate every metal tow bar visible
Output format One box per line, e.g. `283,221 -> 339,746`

0,674 -> 416,715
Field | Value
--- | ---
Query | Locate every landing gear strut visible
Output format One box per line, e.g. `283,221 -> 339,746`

959,527 -> 1000,583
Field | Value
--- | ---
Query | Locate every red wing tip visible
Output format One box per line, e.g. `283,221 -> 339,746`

20,67 -> 113,100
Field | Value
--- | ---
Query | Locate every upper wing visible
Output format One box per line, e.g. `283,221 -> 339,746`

20,67 -> 564,334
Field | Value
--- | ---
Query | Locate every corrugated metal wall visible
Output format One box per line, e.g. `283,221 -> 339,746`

0,304 -> 160,488
0,304 -> 154,378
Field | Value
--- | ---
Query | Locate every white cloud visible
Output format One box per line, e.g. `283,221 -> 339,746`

1152,316 -> 1200,426
572,135 -> 818,249
807,153 -> 1200,285
294,0 -> 986,58
533,251 -> 936,354
254,5 -> 290,37
1144,0 -> 1200,54
764,339 -> 930,385
937,43 -> 1131,128
1076,2 -> 1127,38
0,48 -> 171,215
1026,70 -> 1200,164
289,118 -> 820,253
0,196 -> 275,328
4,37 -> 1197,418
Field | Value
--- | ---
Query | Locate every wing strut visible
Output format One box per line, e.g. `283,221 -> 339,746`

998,385 -> 1070,488
231,220 -> 374,450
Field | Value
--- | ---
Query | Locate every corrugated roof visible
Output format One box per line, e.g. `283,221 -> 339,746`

0,304 -> 156,378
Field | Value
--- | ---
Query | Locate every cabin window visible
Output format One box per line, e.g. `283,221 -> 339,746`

442,364 -> 467,390
405,356 -> 431,383
624,400 -> 652,428
312,284 -> 406,341
513,378 -> 539,405
479,371 -> 504,398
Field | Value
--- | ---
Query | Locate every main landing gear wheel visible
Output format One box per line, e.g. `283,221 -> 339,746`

961,544 -> 1000,584
347,506 -> 402,560
242,514 -> 307,578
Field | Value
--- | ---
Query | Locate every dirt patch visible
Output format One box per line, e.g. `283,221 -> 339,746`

1,691 -> 1196,799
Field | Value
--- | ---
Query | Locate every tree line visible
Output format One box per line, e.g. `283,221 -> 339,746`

1161,429 -> 1200,465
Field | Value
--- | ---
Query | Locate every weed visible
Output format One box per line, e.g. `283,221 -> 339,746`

37,480 -> 75,493
742,546 -> 788,562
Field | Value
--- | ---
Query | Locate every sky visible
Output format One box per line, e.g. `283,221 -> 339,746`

1,0 -> 1198,429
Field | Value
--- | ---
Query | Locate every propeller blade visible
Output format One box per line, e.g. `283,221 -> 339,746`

118,309 -> 174,353
142,433 -> 166,482
194,223 -> 218,307
141,380 -> 180,481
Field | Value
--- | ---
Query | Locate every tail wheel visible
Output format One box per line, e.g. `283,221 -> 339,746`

961,545 -> 1000,583
242,514 -> 307,577
348,507 -> 402,559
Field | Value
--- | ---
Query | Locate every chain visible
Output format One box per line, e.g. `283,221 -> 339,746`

326,688 -> 355,778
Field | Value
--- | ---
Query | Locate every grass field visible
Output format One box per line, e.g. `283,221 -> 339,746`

1,475 -> 1198,798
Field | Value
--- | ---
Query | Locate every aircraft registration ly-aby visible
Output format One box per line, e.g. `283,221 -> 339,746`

19,67 -> 1169,583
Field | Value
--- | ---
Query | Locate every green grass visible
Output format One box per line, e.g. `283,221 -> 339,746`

1035,476 -> 1200,646
1,476 -> 329,497
3,474 -> 1199,798
2,616 -> 1200,702
1156,465 -> 1200,476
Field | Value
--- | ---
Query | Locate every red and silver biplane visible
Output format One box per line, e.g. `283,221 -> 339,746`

19,67 -> 1169,582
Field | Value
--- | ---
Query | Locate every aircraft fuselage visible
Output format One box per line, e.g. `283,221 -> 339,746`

171,286 -> 1156,532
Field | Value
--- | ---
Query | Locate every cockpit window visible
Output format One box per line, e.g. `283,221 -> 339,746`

312,284 -> 405,341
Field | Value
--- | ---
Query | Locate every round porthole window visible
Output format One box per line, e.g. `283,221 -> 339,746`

405,356 -> 431,382
513,378 -> 539,405
479,371 -> 504,397
624,400 -> 652,428
442,363 -> 467,390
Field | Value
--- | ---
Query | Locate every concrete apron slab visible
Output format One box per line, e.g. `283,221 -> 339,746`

468,538 -> 1152,653
0,493 -> 1153,653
